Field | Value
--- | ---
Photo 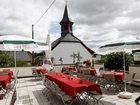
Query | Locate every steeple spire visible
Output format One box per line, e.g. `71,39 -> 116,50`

65,0 -> 67,6
60,4 -> 73,37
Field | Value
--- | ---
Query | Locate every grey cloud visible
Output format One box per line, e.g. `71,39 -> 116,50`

0,0 -> 51,36
86,44 -> 99,50
84,41 -> 104,51
0,0 -> 140,51
124,2 -> 140,18
84,39 -> 109,44
117,20 -> 140,36
69,0 -> 132,26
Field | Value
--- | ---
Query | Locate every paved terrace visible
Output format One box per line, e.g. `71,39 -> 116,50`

0,77 -> 139,105
0,65 -> 140,105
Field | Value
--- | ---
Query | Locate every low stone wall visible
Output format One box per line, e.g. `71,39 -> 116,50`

127,66 -> 140,81
1,66 -> 39,77
1,65 -> 69,77
0,64 -> 140,81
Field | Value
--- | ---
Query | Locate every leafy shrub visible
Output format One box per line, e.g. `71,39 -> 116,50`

104,52 -> 133,71
0,51 -> 14,67
34,56 -> 43,66
16,61 -> 27,67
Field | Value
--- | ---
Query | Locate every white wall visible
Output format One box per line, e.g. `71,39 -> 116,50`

1,66 -> 38,77
8,51 -> 31,61
52,42 -> 92,64
126,66 -> 140,81
94,64 -> 104,69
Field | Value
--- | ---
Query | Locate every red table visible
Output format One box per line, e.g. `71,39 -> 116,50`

68,67 -> 76,71
114,72 -> 124,81
62,66 -> 76,72
81,68 -> 96,76
103,71 -> 124,81
89,69 -> 96,76
45,73 -> 102,97
0,75 -> 11,89
7,70 -> 13,79
0,70 -> 13,79
33,68 -> 48,74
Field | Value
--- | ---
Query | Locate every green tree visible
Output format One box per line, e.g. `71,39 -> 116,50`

34,56 -> 43,66
104,52 -> 133,71
70,52 -> 77,64
0,51 -> 14,67
76,52 -> 83,62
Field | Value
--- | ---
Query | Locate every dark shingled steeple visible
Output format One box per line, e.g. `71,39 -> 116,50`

51,4 -> 95,55
60,5 -> 73,37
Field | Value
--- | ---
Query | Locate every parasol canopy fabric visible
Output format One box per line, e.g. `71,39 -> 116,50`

0,35 -> 49,51
98,40 -> 140,54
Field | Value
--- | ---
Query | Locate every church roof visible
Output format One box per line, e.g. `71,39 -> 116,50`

61,33 -> 80,42
52,33 -> 94,54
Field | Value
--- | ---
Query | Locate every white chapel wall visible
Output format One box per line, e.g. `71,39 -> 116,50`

52,42 -> 92,64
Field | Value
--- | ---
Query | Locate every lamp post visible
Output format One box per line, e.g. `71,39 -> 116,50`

32,24 -> 34,39
32,24 -> 34,65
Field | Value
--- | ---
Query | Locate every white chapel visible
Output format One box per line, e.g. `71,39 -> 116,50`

51,5 -> 94,64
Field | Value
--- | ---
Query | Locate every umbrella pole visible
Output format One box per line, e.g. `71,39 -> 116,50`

14,51 -> 17,79
118,44 -> 132,99
123,51 -> 127,92
14,51 -> 16,70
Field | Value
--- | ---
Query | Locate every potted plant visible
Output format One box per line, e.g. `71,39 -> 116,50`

83,60 -> 91,67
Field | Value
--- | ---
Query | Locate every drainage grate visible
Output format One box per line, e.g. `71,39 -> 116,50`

22,99 -> 33,104
19,95 -> 30,100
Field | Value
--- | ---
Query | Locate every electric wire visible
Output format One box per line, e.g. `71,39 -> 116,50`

34,0 -> 56,25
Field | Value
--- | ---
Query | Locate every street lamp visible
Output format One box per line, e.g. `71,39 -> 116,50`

32,24 -> 34,65
32,24 -> 34,39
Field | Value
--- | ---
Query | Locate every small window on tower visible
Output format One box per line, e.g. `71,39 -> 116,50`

64,25 -> 69,30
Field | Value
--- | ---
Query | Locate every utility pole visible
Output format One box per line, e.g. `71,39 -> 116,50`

32,24 -> 34,65
31,0 -> 56,66
32,24 -> 34,39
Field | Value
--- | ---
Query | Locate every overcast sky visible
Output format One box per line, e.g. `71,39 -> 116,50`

0,0 -> 140,51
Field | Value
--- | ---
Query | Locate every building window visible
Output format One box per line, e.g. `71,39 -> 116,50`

64,25 -> 69,30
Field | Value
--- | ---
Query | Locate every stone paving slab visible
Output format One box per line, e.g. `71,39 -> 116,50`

1,77 -> 139,105
15,78 -> 116,105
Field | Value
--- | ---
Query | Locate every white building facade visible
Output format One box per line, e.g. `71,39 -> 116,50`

51,5 -> 94,64
52,42 -> 92,64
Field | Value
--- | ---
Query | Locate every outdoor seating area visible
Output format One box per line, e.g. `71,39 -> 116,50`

40,66 -> 139,104
61,66 -> 77,75
59,66 -> 140,96
32,67 -> 48,79
43,72 -> 103,105
1,0 -> 140,105
0,66 -> 139,105
0,69 -> 14,96
14,73 -> 140,105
